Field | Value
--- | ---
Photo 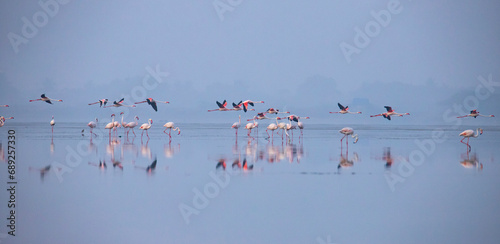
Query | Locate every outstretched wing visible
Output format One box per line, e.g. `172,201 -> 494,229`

384,106 -> 393,112
41,94 -> 47,98
45,100 -> 52,104
216,101 -> 224,108
150,101 -> 158,112
338,103 -> 346,111
117,98 -> 125,104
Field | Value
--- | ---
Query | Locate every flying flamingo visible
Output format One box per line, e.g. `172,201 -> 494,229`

241,100 -> 264,112
266,108 -> 289,114
457,110 -> 494,118
104,98 -> 136,108
459,128 -> 482,152
104,114 -> 116,138
125,116 -> 139,137
0,116 -> 14,127
370,106 -> 409,120
247,112 -> 270,121
0,105 -> 8,107
280,114 -> 310,122
50,116 -> 55,135
330,103 -> 362,114
339,127 -> 359,147
88,99 -> 108,107
140,119 -> 153,140
29,94 -> 63,104
232,101 -> 255,112
231,115 -> 241,136
87,118 -> 98,137
135,98 -> 169,112
163,122 -> 181,139
208,100 -> 232,112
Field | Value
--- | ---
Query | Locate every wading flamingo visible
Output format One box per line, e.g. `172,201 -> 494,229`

457,110 -> 494,118
125,116 -> 139,137
459,128 -> 482,152
29,94 -> 62,104
140,119 -> 153,140
232,115 -> 241,136
339,127 -> 359,147
88,99 -> 108,107
330,103 -> 361,114
50,116 -> 55,135
370,106 -> 409,120
104,114 -> 116,138
244,121 -> 256,139
266,122 -> 278,140
87,118 -> 98,137
163,122 -> 181,139
135,98 -> 169,112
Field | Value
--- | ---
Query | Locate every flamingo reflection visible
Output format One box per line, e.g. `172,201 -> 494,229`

135,158 -> 157,175
29,165 -> 58,181
460,152 -> 483,170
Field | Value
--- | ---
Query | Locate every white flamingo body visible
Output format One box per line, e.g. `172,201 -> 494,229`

140,119 -> 153,139
459,128 -> 482,152
104,114 -> 115,138
232,115 -> 241,136
339,127 -> 359,145
163,121 -> 181,139
266,123 -> 278,140
125,116 -> 139,137
241,100 -> 264,112
87,118 -> 98,137
50,116 -> 55,135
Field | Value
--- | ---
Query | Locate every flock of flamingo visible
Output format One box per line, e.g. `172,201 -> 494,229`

0,94 -> 497,150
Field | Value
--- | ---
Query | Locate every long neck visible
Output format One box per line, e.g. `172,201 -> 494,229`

239,115 -> 241,123
473,128 -> 480,137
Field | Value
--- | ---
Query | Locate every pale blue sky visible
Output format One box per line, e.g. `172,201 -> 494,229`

1,0 -> 499,124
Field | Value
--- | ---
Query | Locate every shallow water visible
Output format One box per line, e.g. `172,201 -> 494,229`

0,122 -> 499,244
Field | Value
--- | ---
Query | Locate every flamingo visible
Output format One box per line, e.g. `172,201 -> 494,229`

275,117 -> 287,139
104,114 -> 116,138
457,110 -> 494,118
370,106 -> 409,120
88,99 -> 108,107
247,112 -> 270,121
266,122 -> 278,140
284,118 -> 296,140
241,100 -> 264,112
280,114 -> 310,122
29,94 -> 63,104
208,100 -> 232,112
266,108 -> 289,114
163,122 -> 181,139
104,98 -> 136,108
339,127 -> 359,147
297,121 -> 305,137
125,116 -> 139,137
135,98 -> 169,112
232,101 -> 255,112
50,116 -> 55,135
140,119 -> 153,140
244,121 -> 256,139
231,115 -> 241,136
0,105 -> 8,107
87,118 -> 98,137
330,103 -> 362,114
0,116 -> 14,127
459,128 -> 482,152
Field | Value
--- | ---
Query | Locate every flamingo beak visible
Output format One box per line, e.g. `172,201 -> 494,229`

480,129 -> 483,135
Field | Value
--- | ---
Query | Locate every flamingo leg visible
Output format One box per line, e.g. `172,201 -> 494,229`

169,128 -> 172,139
146,130 -> 150,139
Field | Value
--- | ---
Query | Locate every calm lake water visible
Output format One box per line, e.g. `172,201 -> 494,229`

0,122 -> 499,244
